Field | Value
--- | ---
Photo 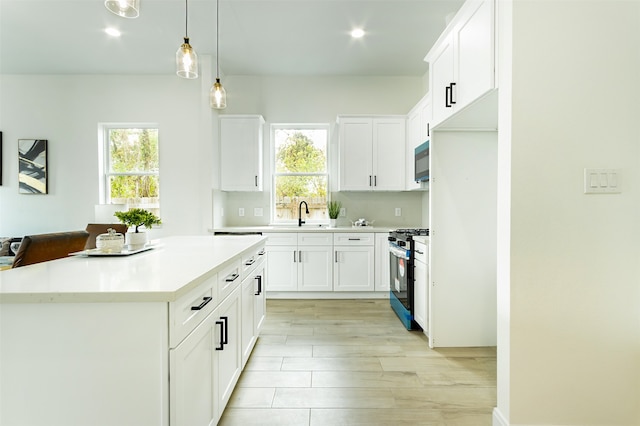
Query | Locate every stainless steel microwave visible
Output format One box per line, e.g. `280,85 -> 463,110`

414,140 -> 429,182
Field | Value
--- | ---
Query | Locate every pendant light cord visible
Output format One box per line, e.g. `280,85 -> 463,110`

216,0 -> 220,78
184,0 -> 189,38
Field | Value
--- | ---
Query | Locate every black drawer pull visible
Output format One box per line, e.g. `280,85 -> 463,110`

225,273 -> 239,282
245,258 -> 256,266
415,249 -> 424,255
215,320 -> 224,350
191,296 -> 212,311
348,238 -> 361,241
258,249 -> 265,256
255,275 -> 262,295
220,316 -> 229,345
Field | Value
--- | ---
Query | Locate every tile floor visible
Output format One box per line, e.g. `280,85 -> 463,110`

219,299 -> 496,426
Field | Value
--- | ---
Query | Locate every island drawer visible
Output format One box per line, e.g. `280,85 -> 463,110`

218,258 -> 242,301
242,244 -> 266,279
169,272 -> 217,348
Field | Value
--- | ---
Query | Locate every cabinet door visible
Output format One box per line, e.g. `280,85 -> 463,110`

414,258 -> 427,331
298,246 -> 333,291
373,118 -> 405,191
419,96 -> 432,142
169,313 -> 217,426
220,116 -> 264,191
374,233 -> 391,291
265,245 -> 298,291
454,0 -> 494,109
215,287 -> 242,420
253,264 -> 266,334
428,34 -> 455,125
339,117 -> 373,191
334,246 -> 375,291
240,273 -> 256,368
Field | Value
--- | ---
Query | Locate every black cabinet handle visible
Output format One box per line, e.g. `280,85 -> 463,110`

245,258 -> 255,266
220,316 -> 229,345
427,122 -> 430,137
450,82 -> 456,105
369,175 -> 372,186
258,249 -> 265,256
255,176 -> 258,187
293,251 -> 297,263
415,249 -> 424,255
348,238 -> 361,241
225,273 -> 239,282
445,85 -> 451,108
190,296 -> 212,311
374,175 -> 377,186
255,275 -> 262,295
215,320 -> 224,350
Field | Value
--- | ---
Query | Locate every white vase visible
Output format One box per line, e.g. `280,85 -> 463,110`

329,219 -> 337,228
125,232 -> 147,250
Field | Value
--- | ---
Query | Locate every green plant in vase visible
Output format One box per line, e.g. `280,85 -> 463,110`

327,200 -> 342,227
114,208 -> 161,249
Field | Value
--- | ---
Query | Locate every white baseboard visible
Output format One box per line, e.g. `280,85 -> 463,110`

267,291 -> 389,299
493,407 -> 509,426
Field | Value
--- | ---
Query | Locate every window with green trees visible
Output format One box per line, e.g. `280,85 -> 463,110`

273,125 -> 328,223
102,126 -> 160,216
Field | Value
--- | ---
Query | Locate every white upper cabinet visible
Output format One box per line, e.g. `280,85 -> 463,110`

406,94 -> 432,190
338,116 -> 406,191
220,115 -> 265,191
425,0 -> 495,126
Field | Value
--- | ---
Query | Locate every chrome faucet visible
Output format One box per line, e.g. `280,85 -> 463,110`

298,201 -> 309,227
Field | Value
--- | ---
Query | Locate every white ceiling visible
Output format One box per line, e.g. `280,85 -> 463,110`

0,0 -> 464,76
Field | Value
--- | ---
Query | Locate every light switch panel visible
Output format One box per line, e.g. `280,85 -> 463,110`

584,169 -> 621,194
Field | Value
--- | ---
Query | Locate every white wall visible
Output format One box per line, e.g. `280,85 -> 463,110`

216,75 -> 428,228
496,1 -> 640,425
0,69 -> 217,238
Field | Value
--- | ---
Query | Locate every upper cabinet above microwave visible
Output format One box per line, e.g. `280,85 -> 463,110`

337,116 -> 406,192
425,0 -> 495,127
220,115 -> 265,192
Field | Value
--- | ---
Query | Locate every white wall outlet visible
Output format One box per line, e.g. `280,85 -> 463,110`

339,207 -> 346,217
238,208 -> 245,217
254,207 -> 263,217
395,207 -> 402,216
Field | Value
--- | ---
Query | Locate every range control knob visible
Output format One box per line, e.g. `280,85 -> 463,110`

397,241 -> 406,247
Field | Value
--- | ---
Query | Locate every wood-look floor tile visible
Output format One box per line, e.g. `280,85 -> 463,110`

378,356 -> 452,372
237,371 -> 311,388
251,344 -> 312,357
282,357 -> 382,372
312,371 -> 423,388
244,356 -> 283,371
310,408 -> 444,426
218,408 -> 310,426
226,387 -> 275,408
312,344 -> 408,358
391,386 -> 496,409
272,387 -> 395,408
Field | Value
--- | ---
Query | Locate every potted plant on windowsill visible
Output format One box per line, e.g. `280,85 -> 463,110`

327,200 -> 341,228
114,208 -> 162,250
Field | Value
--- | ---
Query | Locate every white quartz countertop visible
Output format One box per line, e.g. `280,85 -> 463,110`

0,235 -> 266,304
211,226 -> 396,234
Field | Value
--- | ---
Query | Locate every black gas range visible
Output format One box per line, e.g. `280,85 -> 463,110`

388,228 -> 429,330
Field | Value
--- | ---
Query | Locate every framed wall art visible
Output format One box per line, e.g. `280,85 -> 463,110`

0,132 -> 3,185
18,139 -> 48,194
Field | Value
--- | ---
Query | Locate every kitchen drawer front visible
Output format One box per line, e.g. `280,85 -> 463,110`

263,233 -> 297,246
333,232 -> 374,246
414,240 -> 428,264
242,244 -> 266,279
169,273 -> 217,348
298,233 -> 332,246
218,258 -> 242,301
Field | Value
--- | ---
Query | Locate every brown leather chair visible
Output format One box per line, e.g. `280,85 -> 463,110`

84,223 -> 128,250
12,231 -> 90,268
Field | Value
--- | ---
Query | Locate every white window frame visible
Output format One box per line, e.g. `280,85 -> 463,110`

98,123 -> 160,208
270,123 -> 330,225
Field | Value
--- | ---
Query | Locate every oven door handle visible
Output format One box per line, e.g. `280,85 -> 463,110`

389,244 -> 410,260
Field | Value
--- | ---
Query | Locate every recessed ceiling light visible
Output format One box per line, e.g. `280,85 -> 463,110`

351,28 -> 365,39
105,27 -> 121,37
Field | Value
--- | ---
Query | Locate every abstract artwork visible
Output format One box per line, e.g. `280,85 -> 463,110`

18,139 -> 48,194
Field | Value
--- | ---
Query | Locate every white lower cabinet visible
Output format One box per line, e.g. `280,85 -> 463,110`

333,233 -> 375,291
413,239 -> 429,335
374,233 -> 391,291
241,259 -> 266,367
170,285 -> 242,426
264,232 -> 333,292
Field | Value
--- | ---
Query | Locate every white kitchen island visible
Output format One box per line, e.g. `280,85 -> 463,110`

0,235 -> 267,426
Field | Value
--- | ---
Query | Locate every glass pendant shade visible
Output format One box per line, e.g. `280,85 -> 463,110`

210,79 -> 227,109
176,38 -> 198,79
104,0 -> 140,18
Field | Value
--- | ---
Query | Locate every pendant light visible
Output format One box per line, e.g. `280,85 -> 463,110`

176,0 -> 198,79
104,0 -> 140,18
209,0 -> 227,109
